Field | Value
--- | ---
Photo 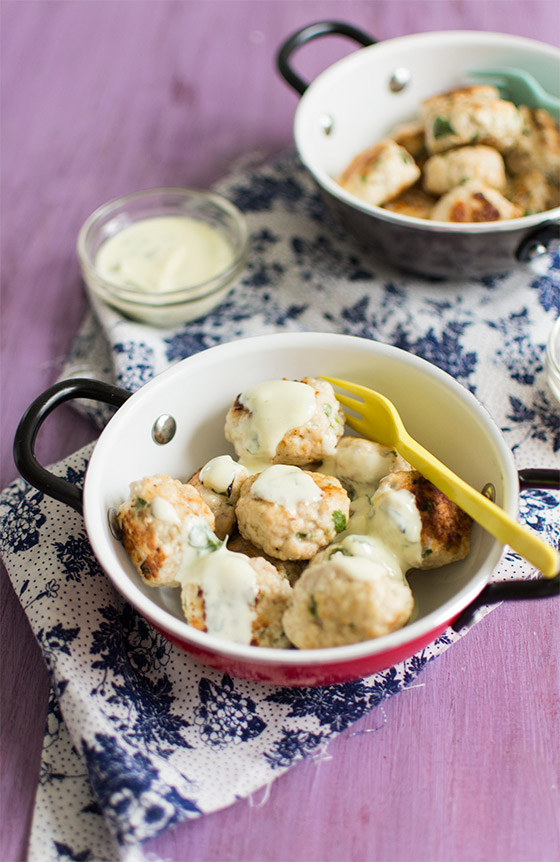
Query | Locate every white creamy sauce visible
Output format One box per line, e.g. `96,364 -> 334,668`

252,464 -> 322,510
151,496 -> 181,526
328,534 -> 404,581
237,380 -> 316,462
327,554 -> 400,583
180,545 -> 257,644
200,454 -> 244,495
195,548 -> 257,644
95,215 -> 234,294
369,487 -> 423,569
324,440 -> 397,488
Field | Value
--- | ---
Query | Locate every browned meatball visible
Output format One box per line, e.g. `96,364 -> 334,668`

282,554 -> 414,649
225,377 -> 345,467
181,549 -> 293,648
375,470 -> 472,569
117,474 -> 215,587
235,466 -> 350,561
188,455 -> 248,541
338,139 -> 421,206
430,179 -> 522,222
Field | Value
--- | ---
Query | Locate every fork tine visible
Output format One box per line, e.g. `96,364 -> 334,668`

341,413 -> 368,437
321,376 -> 373,436
328,390 -> 365,415
322,375 -> 371,400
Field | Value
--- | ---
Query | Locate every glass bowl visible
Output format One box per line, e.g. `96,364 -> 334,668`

545,317 -> 560,406
77,187 -> 248,327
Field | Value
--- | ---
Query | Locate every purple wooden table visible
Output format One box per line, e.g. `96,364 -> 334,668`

1,2 -> 559,860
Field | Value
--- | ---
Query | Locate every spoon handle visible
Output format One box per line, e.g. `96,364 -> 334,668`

397,433 -> 560,578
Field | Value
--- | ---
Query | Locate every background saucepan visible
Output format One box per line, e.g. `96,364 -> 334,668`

14,333 -> 560,686
277,23 -> 560,278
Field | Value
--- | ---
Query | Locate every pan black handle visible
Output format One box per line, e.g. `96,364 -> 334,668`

277,21 -> 376,96
516,222 -> 560,262
452,468 -> 560,631
13,378 -> 131,515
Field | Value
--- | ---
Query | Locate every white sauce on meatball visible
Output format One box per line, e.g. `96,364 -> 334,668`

193,548 -> 258,644
200,454 -> 244,495
150,496 -> 181,526
369,487 -> 423,569
326,534 -> 405,581
238,380 -> 316,461
251,464 -> 322,510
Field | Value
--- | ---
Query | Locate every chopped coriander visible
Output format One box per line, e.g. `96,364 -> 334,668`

328,547 -> 351,559
422,547 -> 433,559
332,510 -> 347,533
324,403 -> 332,417
188,523 -> 224,552
432,116 -> 456,139
296,531 -> 308,540
134,497 -> 149,511
309,594 -> 320,621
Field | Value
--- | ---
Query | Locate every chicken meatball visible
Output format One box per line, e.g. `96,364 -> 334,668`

307,532 -> 406,582
117,474 -> 215,587
188,455 -> 248,541
374,471 -> 472,570
421,86 -> 522,154
321,436 -> 411,496
235,465 -> 350,561
337,139 -> 421,207
390,120 -> 428,162
423,145 -> 506,196
505,106 -> 560,184
382,185 -> 438,219
181,548 -> 293,647
430,179 -> 523,222
227,531 -> 305,586
225,377 -> 345,467
506,169 -> 560,216
282,555 -> 414,649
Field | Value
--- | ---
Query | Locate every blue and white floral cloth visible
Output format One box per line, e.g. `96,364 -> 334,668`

1,151 -> 559,862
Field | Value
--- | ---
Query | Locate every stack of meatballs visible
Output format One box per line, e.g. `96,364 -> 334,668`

338,84 -> 560,221
117,377 -> 472,650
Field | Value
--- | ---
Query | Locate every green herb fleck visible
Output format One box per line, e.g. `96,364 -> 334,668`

188,523 -> 224,552
135,497 -> 149,512
433,116 -> 456,139
324,403 -> 332,417
332,510 -> 347,533
309,594 -> 320,621
296,531 -> 308,540
328,546 -> 352,559
422,547 -> 433,559
400,152 -> 411,164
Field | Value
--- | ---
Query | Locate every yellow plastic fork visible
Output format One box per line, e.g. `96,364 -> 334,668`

323,376 -> 560,578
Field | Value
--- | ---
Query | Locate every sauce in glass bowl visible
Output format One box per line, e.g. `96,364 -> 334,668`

77,188 -> 248,327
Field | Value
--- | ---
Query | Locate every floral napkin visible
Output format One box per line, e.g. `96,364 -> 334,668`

1,151 -> 559,861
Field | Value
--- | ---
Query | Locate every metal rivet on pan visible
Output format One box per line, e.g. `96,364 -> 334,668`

389,67 -> 411,92
319,114 -> 334,136
524,240 -> 548,260
481,482 -> 496,502
107,507 -> 122,541
152,414 -> 177,445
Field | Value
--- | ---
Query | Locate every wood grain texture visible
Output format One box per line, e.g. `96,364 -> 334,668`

1,2 -> 559,860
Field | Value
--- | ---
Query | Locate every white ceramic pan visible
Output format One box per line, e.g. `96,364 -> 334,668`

277,23 -> 560,278
14,333 -> 560,686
